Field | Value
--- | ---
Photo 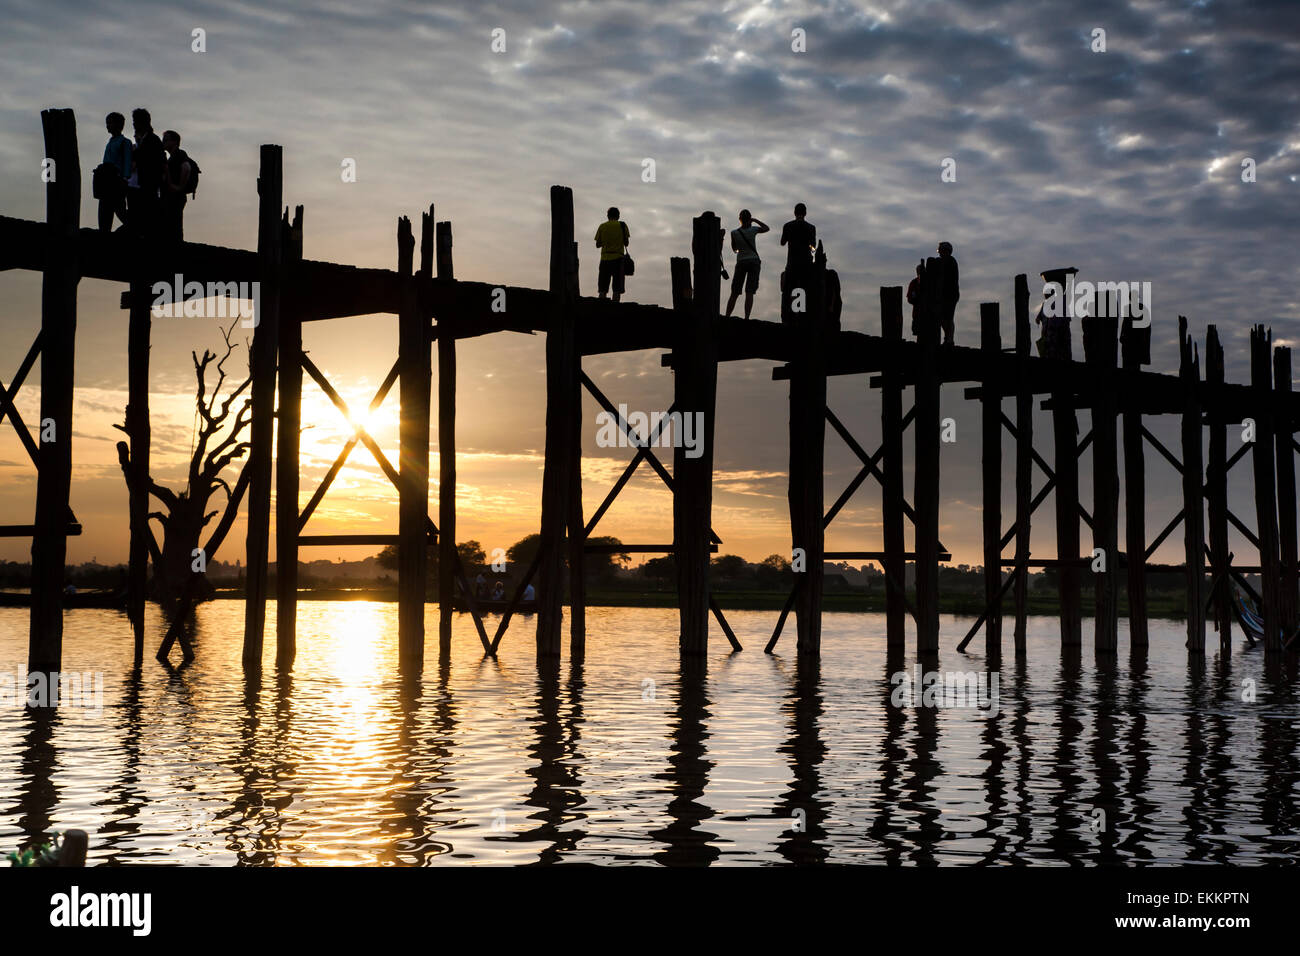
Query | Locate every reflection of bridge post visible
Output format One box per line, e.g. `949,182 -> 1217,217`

868,645 -> 908,864
99,667 -> 144,862
16,708 -> 60,855
775,662 -> 829,863
515,657 -> 587,863
1117,649 -> 1155,860
651,657 -> 718,865
1087,656 -> 1121,863
1006,655 -> 1035,860
1257,655 -> 1299,843
976,663 -> 1011,863
1045,646 -> 1087,862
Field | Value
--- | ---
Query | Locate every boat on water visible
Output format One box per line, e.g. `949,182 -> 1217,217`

1231,583 -> 1299,648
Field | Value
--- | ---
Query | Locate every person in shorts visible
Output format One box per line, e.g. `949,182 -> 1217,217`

725,208 -> 769,319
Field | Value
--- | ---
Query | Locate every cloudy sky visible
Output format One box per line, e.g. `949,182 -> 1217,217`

0,0 -> 1296,569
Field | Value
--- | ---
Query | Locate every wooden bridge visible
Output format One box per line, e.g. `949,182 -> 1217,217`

5,109 -> 1299,675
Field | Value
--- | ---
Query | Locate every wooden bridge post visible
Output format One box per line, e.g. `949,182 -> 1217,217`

1205,326 -> 1232,651
675,213 -> 721,656
980,302 -> 1002,656
242,145 -> 283,668
880,287 -> 906,650
537,186 -> 580,658
275,206 -> 303,667
1084,312 -> 1119,653
1120,316 -> 1150,648
397,213 -> 429,668
1273,346 -> 1298,638
126,277 -> 151,663
1250,326 -> 1281,651
789,255 -> 827,658
670,257 -> 692,311
435,216 -> 456,655
1012,275 -> 1031,654
1178,317 -> 1206,653
568,284 -> 587,658
1050,356 -> 1082,648
28,108 -> 80,676
913,259 -> 942,657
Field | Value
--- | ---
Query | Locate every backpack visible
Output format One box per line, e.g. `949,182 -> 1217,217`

174,151 -> 201,198
184,154 -> 201,197
620,221 -> 635,276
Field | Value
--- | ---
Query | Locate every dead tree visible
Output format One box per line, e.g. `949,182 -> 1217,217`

115,320 -> 253,618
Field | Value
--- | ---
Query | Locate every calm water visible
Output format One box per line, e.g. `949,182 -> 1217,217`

1,603 -> 1297,865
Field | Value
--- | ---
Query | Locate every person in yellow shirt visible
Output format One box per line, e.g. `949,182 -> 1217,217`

594,207 -> 630,302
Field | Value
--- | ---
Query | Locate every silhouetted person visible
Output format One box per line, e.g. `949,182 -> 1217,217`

96,112 -> 131,233
1037,266 -> 1078,360
779,203 -> 816,324
906,261 -> 923,336
127,108 -> 164,239
491,580 -> 505,602
725,209 -> 768,319
934,241 -> 959,346
595,206 -> 629,302
780,203 -> 816,274
523,582 -> 536,602
161,130 -> 194,242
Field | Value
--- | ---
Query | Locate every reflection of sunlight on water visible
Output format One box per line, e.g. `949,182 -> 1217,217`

295,601 -> 400,865
322,602 -> 387,761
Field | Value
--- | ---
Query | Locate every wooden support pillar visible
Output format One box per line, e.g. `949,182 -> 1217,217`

242,145 -> 282,668
1121,316 -> 1150,647
880,286 -> 906,650
1050,364 -> 1081,647
980,302 -> 1002,656
1084,312 -> 1119,653
1178,317 -> 1206,652
1250,326 -> 1281,651
126,278 -> 150,663
275,205 -> 303,667
913,258 -> 942,657
28,108 -> 80,676
1205,326 -> 1232,652
670,257 -> 691,312
568,245 -> 586,657
1012,275 -> 1031,654
397,213 -> 429,669
674,213 -> 721,656
789,253 -> 827,658
435,216 -> 456,655
1273,346 -> 1297,638
537,186 -> 580,658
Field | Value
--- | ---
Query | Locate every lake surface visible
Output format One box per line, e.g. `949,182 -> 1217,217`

1,603 -> 1297,865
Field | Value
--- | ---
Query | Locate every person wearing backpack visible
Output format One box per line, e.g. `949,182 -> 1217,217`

161,130 -> 200,242
95,112 -> 132,233
594,206 -> 629,302
725,209 -> 769,320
